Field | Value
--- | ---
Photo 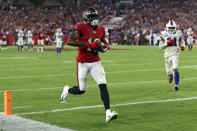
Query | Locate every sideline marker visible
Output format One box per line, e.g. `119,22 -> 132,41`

4,90 -> 12,116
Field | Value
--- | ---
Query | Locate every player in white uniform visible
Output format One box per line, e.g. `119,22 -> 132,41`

17,30 -> 24,51
159,20 -> 185,91
26,30 -> 34,51
187,28 -> 193,51
55,28 -> 64,56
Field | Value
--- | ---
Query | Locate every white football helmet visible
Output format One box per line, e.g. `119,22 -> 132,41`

188,28 -> 192,32
19,30 -> 23,34
27,30 -> 31,34
166,20 -> 176,34
57,28 -> 61,33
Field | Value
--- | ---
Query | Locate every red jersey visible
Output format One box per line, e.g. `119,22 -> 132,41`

2,34 -> 7,41
38,32 -> 45,40
74,23 -> 105,63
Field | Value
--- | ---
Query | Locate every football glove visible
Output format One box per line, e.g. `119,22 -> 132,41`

100,43 -> 110,53
181,46 -> 185,51
167,39 -> 174,45
87,41 -> 99,49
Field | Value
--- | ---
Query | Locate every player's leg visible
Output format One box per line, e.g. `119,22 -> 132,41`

59,41 -> 62,54
2,41 -> 6,50
165,56 -> 173,83
189,43 -> 193,51
27,41 -> 31,51
17,40 -> 22,51
90,62 -> 117,122
60,62 -> 88,103
41,40 -> 44,51
56,41 -> 60,55
4,41 -> 7,50
172,55 -> 180,91
21,40 -> 24,51
37,40 -> 40,52
17,41 -> 20,51
31,40 -> 34,51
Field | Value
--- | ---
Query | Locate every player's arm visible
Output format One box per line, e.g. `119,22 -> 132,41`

179,36 -> 185,47
159,36 -> 168,50
67,30 -> 99,48
179,36 -> 185,51
99,36 -> 110,52
67,30 -> 87,47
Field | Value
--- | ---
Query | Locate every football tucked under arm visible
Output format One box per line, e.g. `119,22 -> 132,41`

90,42 -> 110,53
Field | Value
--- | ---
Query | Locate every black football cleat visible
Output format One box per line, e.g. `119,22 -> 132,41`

175,85 -> 179,91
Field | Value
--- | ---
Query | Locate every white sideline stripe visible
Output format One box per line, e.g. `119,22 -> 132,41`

14,97 -> 197,115
0,77 -> 197,93
0,112 -> 74,131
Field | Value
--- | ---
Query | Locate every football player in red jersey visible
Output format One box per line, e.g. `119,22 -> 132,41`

38,29 -> 45,52
60,8 -> 117,122
1,29 -> 7,50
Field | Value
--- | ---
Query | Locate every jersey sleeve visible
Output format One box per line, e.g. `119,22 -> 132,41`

159,31 -> 168,50
177,30 -> 185,47
73,23 -> 83,32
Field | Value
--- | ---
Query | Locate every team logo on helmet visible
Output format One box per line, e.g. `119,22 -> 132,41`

83,8 -> 99,26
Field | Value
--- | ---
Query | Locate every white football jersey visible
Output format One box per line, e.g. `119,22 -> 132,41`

187,31 -> 193,45
55,32 -> 63,42
26,32 -> 33,40
187,31 -> 193,37
18,32 -> 24,40
159,30 -> 185,57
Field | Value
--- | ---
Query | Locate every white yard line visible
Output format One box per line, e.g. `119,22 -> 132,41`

0,74 -> 74,80
0,65 -> 196,80
0,106 -> 32,110
0,112 -> 74,131
0,57 -> 38,60
0,77 -> 197,93
63,61 -> 74,63
13,106 -> 32,109
14,96 -> 197,116
4,66 -> 74,71
2,65 -> 196,72
0,87 -> 63,93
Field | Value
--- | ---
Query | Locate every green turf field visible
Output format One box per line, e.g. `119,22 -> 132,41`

1,45 -> 197,131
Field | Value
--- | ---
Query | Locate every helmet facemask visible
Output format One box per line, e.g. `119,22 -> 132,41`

166,20 -> 176,34
57,29 -> 61,33
83,8 -> 99,26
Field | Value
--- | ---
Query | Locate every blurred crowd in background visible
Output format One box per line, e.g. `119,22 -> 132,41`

0,0 -> 196,46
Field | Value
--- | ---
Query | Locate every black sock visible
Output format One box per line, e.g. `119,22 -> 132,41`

68,86 -> 85,95
99,84 -> 110,110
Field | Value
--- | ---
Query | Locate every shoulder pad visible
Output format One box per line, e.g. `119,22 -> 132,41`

160,31 -> 168,37
73,23 -> 84,31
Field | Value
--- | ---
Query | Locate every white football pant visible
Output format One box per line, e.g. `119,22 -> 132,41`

38,39 -> 44,46
17,39 -> 24,46
165,55 -> 179,75
187,37 -> 193,45
1,41 -> 6,45
27,39 -> 34,45
77,61 -> 107,91
56,41 -> 63,48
